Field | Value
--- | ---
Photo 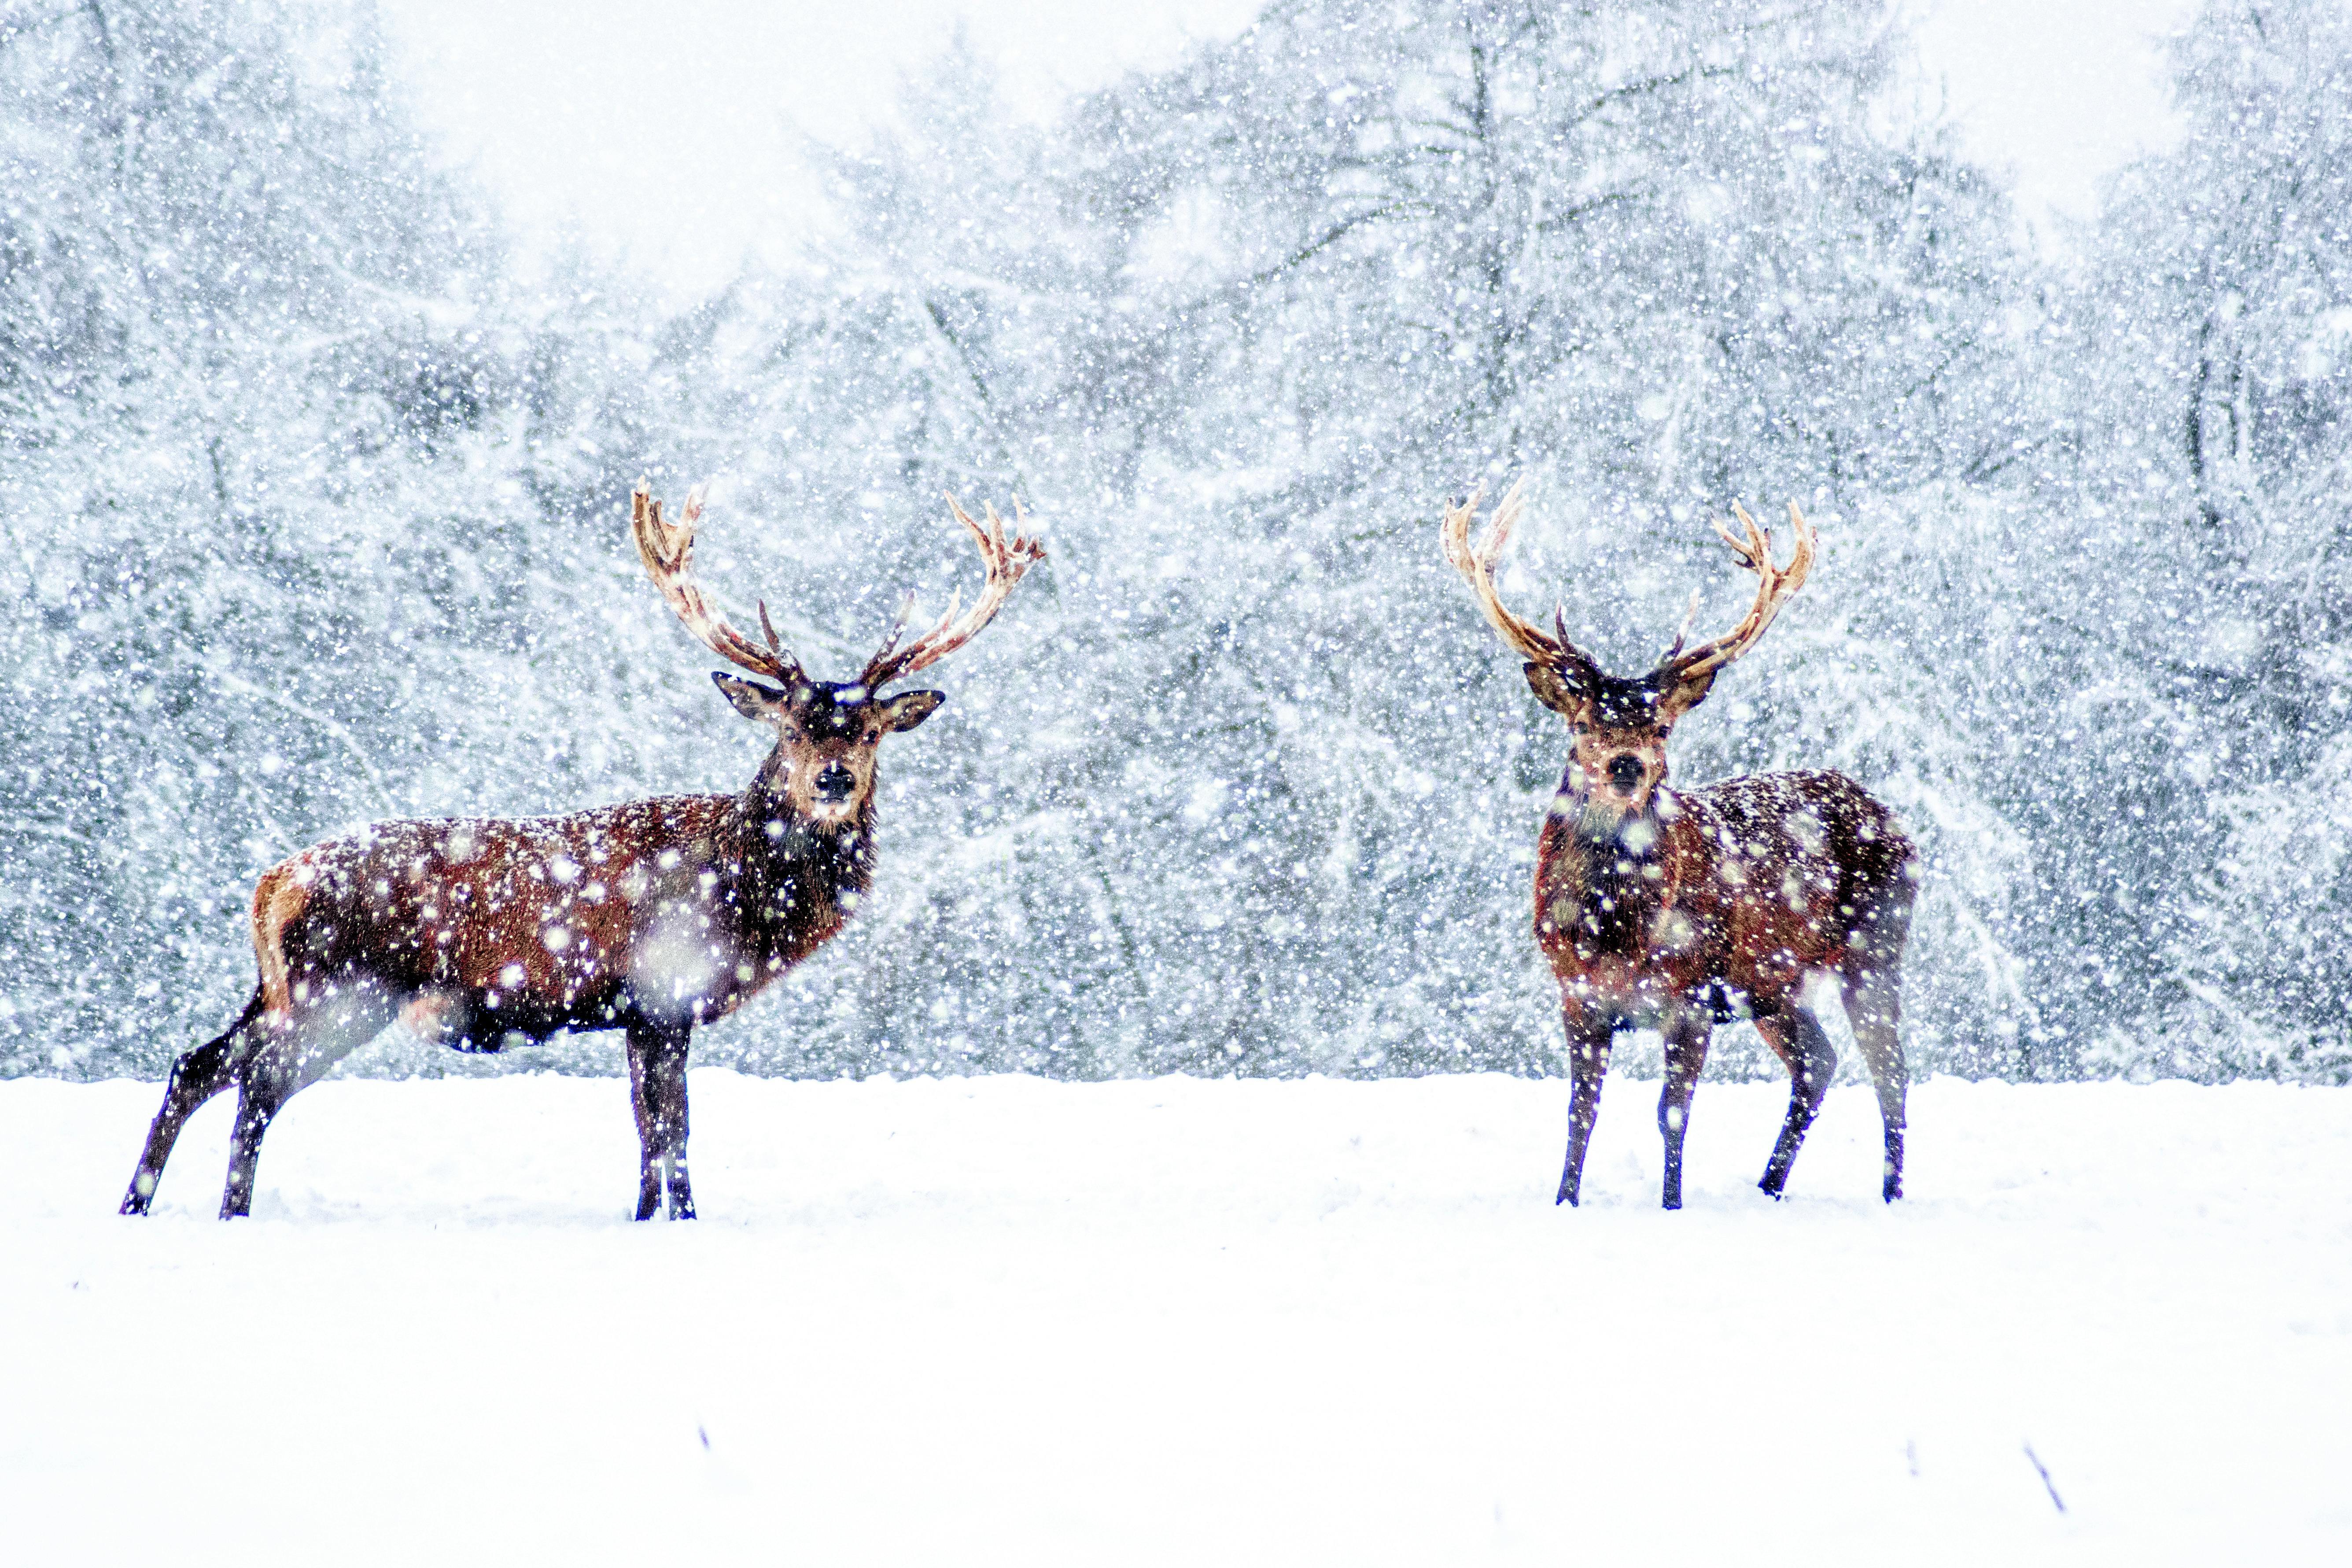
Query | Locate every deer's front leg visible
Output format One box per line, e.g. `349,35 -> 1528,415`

1657,1007 -> 1712,1210
626,1017 -> 695,1220
1557,1011 -> 1614,1206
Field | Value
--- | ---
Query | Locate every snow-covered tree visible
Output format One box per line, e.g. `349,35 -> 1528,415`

11,0 -> 2346,1086
2053,3 -> 2352,1080
597,0 -> 2035,1079
0,1 -> 661,1073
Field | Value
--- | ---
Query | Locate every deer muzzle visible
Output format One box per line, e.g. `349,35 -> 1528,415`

813,762 -> 856,804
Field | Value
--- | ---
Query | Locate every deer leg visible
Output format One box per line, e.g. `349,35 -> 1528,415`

1754,1007 -> 1836,1200
122,991 -> 259,1215
218,985 -> 396,1219
1843,875 -> 1915,1203
626,1018 -> 695,1221
1657,1010 -> 1712,1211
219,1072 -> 288,1220
1557,1016 -> 1614,1207
1844,969 -> 1909,1202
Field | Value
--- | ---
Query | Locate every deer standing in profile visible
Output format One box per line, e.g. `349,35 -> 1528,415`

1442,483 -> 1915,1208
122,483 -> 1043,1219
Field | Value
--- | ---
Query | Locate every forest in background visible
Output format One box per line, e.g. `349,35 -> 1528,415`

5,0 -> 2350,1085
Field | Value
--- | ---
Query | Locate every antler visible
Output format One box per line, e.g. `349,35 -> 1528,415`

1440,480 -> 1604,687
631,481 -> 805,686
1655,501 -> 1815,684
858,495 -> 1047,692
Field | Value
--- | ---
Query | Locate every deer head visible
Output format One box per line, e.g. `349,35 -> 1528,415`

632,483 -> 1045,828
1441,480 -> 1814,841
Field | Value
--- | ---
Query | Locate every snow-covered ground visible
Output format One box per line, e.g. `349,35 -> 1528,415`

5,1073 -> 2347,1565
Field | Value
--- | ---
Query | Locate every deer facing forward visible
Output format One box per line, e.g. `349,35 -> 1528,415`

1443,483 -> 1915,1208
122,483 -> 1042,1219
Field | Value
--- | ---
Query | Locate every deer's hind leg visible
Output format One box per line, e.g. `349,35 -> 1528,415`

219,981 -> 400,1219
122,989 -> 261,1214
1842,883 -> 1914,1203
1754,1006 -> 1836,1200
1843,971 -> 1907,1202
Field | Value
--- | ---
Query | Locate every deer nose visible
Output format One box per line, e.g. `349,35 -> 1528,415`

814,763 -> 855,802
1608,754 -> 1645,793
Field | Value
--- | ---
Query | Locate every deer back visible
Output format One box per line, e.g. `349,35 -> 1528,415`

249,792 -> 868,1045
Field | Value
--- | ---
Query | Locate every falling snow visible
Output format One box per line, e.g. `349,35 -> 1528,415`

5,3 -> 2347,1084
5,1 -> 2351,1561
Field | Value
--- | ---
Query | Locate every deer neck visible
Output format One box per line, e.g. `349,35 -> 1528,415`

1545,768 -> 1675,959
726,775 -> 876,946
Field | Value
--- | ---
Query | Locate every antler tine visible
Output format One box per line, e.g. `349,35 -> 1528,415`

1660,499 -> 1817,683
900,587 -> 966,664
1440,482 -> 1537,661
1485,476 -> 1525,551
973,496 -> 1009,555
1711,501 -> 1767,571
848,592 -> 917,694
630,480 -> 804,686
1659,587 -> 1702,663
858,493 -> 1046,691
1441,480 -> 1603,682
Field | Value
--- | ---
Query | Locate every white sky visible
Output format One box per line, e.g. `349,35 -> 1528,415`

1910,0 -> 2200,234
380,0 -> 2203,298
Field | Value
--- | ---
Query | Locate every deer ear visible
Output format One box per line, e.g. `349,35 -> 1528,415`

1523,661 -> 1589,719
881,690 -> 945,732
712,671 -> 791,723
1653,669 -> 1718,723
